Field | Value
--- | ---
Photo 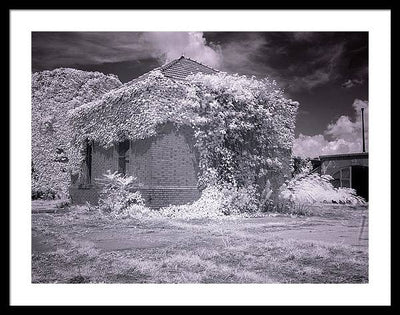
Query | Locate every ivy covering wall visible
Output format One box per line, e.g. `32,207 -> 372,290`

69,70 -> 298,197
32,68 -> 122,198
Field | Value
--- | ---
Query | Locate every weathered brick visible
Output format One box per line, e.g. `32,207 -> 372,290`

70,123 -> 201,207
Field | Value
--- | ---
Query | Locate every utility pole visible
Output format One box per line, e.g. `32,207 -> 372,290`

361,107 -> 366,153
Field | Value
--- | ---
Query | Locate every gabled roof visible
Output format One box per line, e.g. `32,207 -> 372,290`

160,56 -> 218,80
126,56 -> 218,85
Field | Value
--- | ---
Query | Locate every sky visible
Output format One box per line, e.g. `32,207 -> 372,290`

32,31 -> 369,158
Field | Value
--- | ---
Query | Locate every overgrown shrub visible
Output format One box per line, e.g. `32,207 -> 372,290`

278,173 -> 366,206
157,181 -> 259,219
188,72 -> 298,194
219,183 -> 260,215
96,170 -> 145,216
292,157 -> 313,176
31,188 -> 57,200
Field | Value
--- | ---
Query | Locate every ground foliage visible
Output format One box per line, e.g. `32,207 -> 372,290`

95,170 -> 145,216
31,203 -> 368,284
278,173 -> 367,206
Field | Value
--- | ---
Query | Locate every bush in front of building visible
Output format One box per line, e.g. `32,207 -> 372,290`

278,172 -> 367,206
95,170 -> 146,217
155,183 -> 260,220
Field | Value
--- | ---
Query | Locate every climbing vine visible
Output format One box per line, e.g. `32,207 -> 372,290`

69,70 -> 298,196
32,68 -> 122,198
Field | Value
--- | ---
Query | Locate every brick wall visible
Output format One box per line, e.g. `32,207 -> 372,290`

70,123 -> 201,208
139,187 -> 201,209
129,124 -> 198,187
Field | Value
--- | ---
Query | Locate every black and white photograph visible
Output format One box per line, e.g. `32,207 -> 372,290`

31,30 -> 370,284
10,9 -> 391,306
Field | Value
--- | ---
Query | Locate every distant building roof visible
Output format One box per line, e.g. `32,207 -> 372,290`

319,152 -> 368,161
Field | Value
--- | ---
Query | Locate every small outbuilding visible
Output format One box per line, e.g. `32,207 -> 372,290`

319,152 -> 368,201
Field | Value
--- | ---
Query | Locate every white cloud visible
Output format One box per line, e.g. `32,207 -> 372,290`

293,134 -> 329,158
142,32 -> 223,68
293,99 -> 368,158
326,99 -> 369,142
325,115 -> 357,141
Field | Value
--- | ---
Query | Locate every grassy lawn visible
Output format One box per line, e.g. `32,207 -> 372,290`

32,204 -> 368,283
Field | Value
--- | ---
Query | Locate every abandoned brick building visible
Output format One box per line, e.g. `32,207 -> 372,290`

69,57 -> 218,208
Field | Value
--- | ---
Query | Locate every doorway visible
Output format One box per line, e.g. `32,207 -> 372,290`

118,140 -> 130,175
352,165 -> 368,201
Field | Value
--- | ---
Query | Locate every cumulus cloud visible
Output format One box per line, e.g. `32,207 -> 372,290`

293,99 -> 368,158
142,32 -> 222,68
326,99 -> 369,141
293,134 -> 364,158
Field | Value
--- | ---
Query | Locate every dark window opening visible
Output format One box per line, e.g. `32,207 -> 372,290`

332,166 -> 368,201
118,140 -> 130,175
82,140 -> 92,186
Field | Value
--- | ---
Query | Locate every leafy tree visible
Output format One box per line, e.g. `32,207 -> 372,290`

32,68 -> 122,199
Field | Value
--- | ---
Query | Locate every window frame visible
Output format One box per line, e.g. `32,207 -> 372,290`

332,166 -> 352,189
